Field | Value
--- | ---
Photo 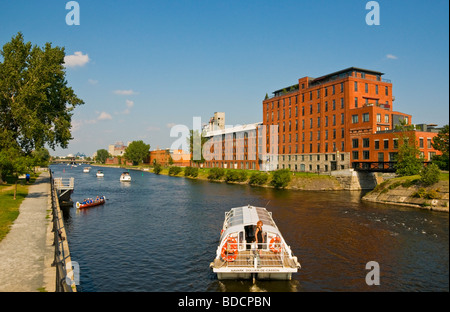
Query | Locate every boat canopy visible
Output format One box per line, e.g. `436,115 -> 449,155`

222,205 -> 279,238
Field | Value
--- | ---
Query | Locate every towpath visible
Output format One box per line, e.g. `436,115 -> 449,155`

0,172 -> 55,292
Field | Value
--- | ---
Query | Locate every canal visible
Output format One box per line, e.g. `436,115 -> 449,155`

51,164 -> 449,292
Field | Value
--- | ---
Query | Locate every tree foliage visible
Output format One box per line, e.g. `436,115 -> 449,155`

95,149 -> 109,164
0,33 -> 83,182
431,125 -> 449,170
124,140 -> 150,165
270,169 -> 291,188
394,120 -> 423,176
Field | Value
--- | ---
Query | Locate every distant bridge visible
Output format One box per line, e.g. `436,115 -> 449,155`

352,161 -> 432,173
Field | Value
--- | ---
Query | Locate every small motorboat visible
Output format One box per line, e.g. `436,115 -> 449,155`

120,172 -> 131,182
210,205 -> 301,280
83,167 -> 91,173
96,170 -> 104,177
76,196 -> 106,209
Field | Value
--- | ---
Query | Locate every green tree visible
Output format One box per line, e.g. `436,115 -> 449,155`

124,140 -> 150,165
420,163 -> 440,187
0,33 -> 83,182
32,147 -> 50,167
431,125 -> 449,170
96,149 -> 109,164
271,169 -> 291,188
394,121 -> 423,176
187,130 -> 208,164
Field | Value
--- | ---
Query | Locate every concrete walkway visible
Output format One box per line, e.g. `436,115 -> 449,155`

0,172 -> 55,292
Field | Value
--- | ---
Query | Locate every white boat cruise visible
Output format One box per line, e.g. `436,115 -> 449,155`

83,167 -> 91,173
210,205 -> 300,280
120,172 -> 131,182
96,170 -> 104,177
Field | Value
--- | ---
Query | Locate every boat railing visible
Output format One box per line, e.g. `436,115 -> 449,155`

221,242 -> 295,269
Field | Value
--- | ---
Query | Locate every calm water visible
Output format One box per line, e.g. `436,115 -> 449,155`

51,164 -> 449,292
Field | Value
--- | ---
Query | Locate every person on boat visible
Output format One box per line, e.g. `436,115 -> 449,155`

255,220 -> 265,255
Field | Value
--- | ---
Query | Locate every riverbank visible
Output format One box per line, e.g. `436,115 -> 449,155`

92,163 -> 344,191
362,173 -> 449,212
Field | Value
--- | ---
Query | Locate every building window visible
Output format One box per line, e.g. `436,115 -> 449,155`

375,140 -> 380,150
340,83 -> 344,93
324,88 -> 327,97
352,151 -> 359,160
363,113 -> 370,122
385,86 -> 389,96
317,90 -> 320,98
365,83 -> 368,93
377,114 -> 381,122
352,139 -> 359,148
393,139 -> 399,149
384,115 -> 389,123
354,82 -> 358,91
419,138 -> 424,148
340,98 -> 344,109
352,115 -> 359,123
332,100 -> 336,110
384,139 -> 389,149
332,85 -> 335,95
325,101 -> 328,112
375,85 -> 378,94
354,97 -> 358,108
363,151 -> 370,159
333,115 -> 336,126
363,138 -> 370,148
341,113 -> 345,125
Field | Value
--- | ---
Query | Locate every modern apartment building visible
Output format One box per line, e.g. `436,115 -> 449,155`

262,67 -> 441,172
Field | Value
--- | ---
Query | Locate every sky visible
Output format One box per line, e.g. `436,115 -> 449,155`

1,0 -> 448,157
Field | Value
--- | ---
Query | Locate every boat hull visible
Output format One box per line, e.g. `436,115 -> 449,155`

76,198 -> 105,209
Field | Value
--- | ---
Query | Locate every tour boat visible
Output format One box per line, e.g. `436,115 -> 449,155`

120,172 -> 131,182
76,196 -> 106,209
96,170 -> 104,177
210,205 -> 301,280
83,167 -> 91,173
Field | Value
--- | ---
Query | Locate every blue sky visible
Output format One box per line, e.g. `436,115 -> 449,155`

1,0 -> 448,156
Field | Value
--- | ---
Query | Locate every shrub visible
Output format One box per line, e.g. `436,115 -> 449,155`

420,163 -> 440,186
207,167 -> 225,181
225,170 -> 248,183
270,169 -> 292,189
184,166 -> 199,178
168,166 -> 182,176
153,163 -> 162,175
248,171 -> 269,186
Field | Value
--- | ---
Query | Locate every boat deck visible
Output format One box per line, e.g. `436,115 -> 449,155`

214,249 -> 298,270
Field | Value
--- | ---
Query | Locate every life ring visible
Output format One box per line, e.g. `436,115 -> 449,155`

269,236 -> 282,253
221,237 -> 238,262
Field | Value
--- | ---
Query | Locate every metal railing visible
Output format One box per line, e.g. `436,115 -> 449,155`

53,177 -> 74,190
220,242 -> 294,269
50,172 -> 77,292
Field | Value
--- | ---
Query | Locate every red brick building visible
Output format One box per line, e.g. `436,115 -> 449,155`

262,67 -> 441,172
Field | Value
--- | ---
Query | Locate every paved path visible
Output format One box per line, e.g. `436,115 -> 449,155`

0,172 -> 55,292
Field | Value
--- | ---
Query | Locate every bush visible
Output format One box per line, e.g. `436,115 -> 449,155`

270,169 -> 292,189
153,163 -> 162,175
168,166 -> 182,176
420,163 -> 440,186
207,167 -> 225,181
184,166 -> 199,178
248,171 -> 269,186
225,170 -> 248,183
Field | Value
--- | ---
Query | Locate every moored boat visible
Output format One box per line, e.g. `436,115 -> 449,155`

210,205 -> 301,280
120,172 -> 131,182
76,196 -> 106,209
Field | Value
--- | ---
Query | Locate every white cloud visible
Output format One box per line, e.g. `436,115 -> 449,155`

88,79 -> 98,85
64,51 -> 90,67
125,100 -> 134,108
97,112 -> 112,120
113,89 -> 137,95
386,54 -> 398,60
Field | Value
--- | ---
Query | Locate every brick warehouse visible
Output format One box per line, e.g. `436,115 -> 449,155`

262,67 -> 441,172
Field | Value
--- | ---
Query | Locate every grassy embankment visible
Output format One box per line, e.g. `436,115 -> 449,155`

363,172 -> 449,211
0,174 -> 40,241
93,163 -> 342,190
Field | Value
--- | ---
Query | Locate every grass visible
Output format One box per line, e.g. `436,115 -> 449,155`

0,174 -> 39,242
